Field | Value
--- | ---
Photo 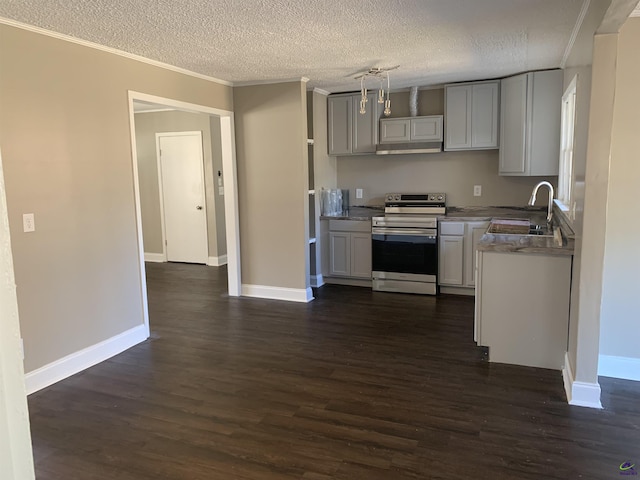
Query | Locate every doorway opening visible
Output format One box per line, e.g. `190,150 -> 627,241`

127,91 -> 241,336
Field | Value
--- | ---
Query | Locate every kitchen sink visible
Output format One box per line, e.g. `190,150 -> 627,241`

528,224 -> 551,236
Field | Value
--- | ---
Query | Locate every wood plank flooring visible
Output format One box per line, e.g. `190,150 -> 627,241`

28,262 -> 640,479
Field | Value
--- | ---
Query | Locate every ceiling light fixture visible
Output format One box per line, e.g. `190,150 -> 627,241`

357,66 -> 398,117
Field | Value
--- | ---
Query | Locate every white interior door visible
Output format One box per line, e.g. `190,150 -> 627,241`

158,132 -> 208,264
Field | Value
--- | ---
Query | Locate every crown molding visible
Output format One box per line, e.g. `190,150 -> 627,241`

311,88 -> 330,96
234,77 -> 311,87
0,16 -> 234,86
631,4 -> 640,17
561,0 -> 591,68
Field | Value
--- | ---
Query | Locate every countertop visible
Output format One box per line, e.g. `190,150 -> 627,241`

320,204 -> 574,255
477,233 -> 575,256
320,206 -> 383,221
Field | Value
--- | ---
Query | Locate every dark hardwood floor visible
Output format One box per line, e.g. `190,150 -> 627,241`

28,262 -> 640,479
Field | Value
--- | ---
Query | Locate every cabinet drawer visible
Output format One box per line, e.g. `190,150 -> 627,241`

329,219 -> 371,232
440,222 -> 465,235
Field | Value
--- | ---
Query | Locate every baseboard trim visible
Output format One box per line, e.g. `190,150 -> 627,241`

598,354 -> 640,381
207,254 -> 228,267
310,274 -> 324,288
563,352 -> 602,409
439,286 -> 475,296
25,324 -> 148,395
323,277 -> 372,288
241,284 -> 314,303
144,252 -> 166,263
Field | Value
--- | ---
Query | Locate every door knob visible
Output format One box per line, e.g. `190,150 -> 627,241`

196,205 -> 203,210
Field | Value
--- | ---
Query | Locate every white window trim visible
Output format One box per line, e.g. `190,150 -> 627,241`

557,75 -> 578,221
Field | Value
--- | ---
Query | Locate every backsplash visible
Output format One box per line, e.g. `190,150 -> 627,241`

335,150 -> 557,208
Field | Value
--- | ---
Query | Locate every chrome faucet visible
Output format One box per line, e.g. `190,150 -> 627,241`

528,181 -> 554,224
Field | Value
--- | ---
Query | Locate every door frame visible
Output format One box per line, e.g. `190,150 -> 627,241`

127,91 -> 242,338
155,131 -> 209,264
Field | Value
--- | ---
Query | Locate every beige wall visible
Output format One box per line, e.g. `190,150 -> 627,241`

336,88 -> 556,207
599,18 -> 640,360
563,0 -> 613,381
0,24 -> 233,372
209,116 -> 227,256
233,82 -> 308,290
133,110 -> 226,259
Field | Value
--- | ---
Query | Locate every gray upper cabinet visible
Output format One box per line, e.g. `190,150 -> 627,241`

328,93 -> 380,155
444,81 -> 499,151
379,116 -> 443,143
499,70 -> 562,176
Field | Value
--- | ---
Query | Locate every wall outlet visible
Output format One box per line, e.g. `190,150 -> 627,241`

356,188 -> 363,199
23,213 -> 35,232
218,186 -> 224,196
473,185 -> 482,197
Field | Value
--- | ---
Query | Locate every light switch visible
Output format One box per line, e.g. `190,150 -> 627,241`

218,186 -> 224,196
218,177 -> 223,186
23,213 -> 35,232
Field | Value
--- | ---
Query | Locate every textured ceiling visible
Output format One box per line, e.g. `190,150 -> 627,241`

0,0 -> 587,92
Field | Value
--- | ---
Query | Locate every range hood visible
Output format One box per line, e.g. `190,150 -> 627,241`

376,141 -> 442,155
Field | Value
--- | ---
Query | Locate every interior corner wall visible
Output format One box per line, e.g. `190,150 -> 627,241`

560,0 -> 612,382
134,110 -> 223,259
574,32 -> 618,384
233,82 -> 308,291
598,17 -> 640,366
0,23 -> 233,374
209,116 -> 227,258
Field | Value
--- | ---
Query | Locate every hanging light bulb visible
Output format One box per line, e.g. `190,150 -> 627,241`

378,78 -> 385,104
383,72 -> 392,116
360,76 -> 367,115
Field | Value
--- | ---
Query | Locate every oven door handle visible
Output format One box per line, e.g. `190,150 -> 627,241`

372,228 -> 437,237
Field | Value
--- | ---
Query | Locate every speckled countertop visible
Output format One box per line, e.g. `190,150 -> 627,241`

320,204 -> 574,255
442,206 -> 548,224
320,206 -> 384,221
477,233 -> 574,256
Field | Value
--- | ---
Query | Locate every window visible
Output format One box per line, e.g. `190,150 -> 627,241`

558,75 -> 577,215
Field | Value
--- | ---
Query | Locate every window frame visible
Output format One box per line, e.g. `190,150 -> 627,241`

557,75 -> 578,220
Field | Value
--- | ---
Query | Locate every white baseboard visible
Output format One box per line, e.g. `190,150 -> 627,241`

25,324 -> 148,395
207,254 -> 228,267
310,274 -> 324,288
598,354 -> 640,381
241,284 -> 314,303
144,252 -> 166,262
563,352 -> 603,409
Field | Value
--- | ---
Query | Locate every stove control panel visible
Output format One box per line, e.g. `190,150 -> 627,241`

384,193 -> 446,205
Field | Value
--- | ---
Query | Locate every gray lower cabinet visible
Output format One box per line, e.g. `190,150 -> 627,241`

439,220 -> 489,289
326,220 -> 372,280
328,92 -> 380,155
475,251 -> 571,370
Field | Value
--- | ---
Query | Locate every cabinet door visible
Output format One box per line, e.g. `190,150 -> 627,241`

444,85 -> 472,150
411,116 -> 443,141
499,74 -> 528,175
438,235 -> 464,285
464,221 -> 489,287
350,233 -> 372,278
328,96 -> 352,155
352,92 -> 379,153
379,118 -> 410,143
528,70 -> 562,175
329,232 -> 350,276
471,82 -> 499,148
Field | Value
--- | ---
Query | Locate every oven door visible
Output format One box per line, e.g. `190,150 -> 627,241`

371,228 -> 438,281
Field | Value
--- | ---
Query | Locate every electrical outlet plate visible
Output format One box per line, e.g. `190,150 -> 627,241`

356,188 -> 363,199
23,213 -> 35,232
473,185 -> 482,197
